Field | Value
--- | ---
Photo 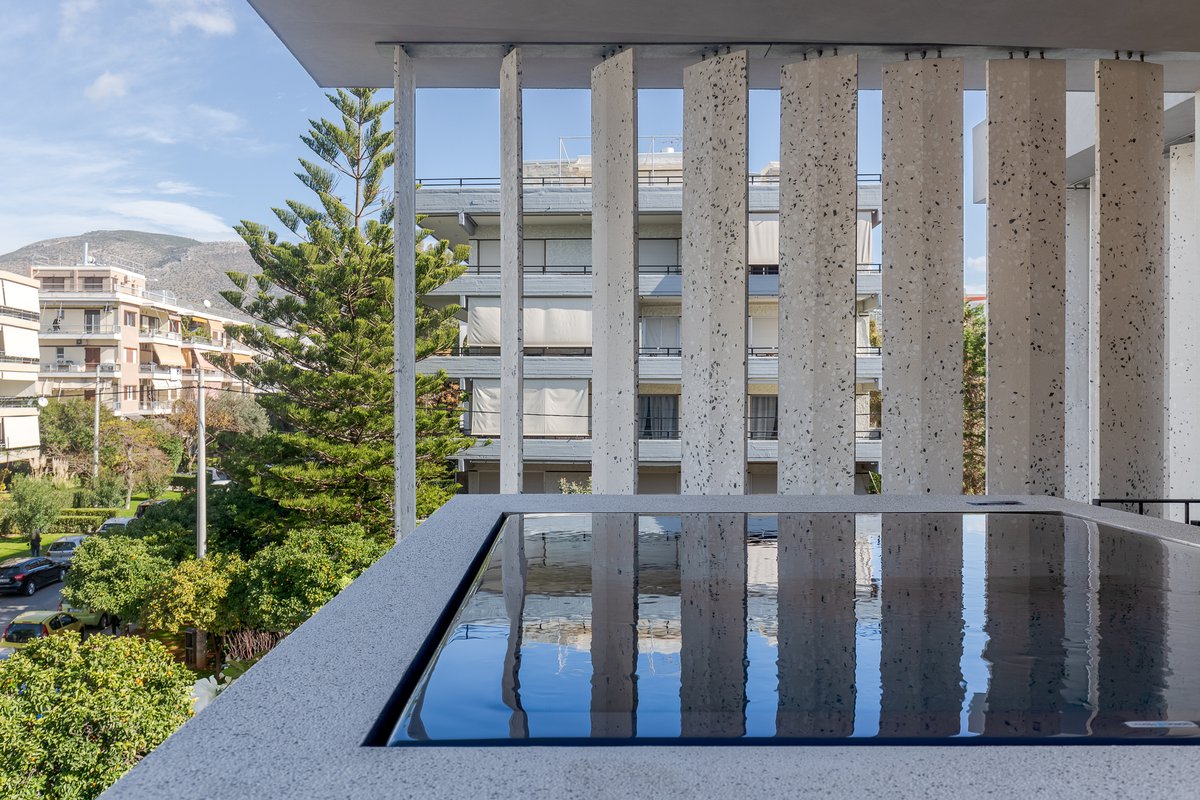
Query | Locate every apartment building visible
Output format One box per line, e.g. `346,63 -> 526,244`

416,150 -> 883,493
32,249 -> 256,416
0,271 -> 41,462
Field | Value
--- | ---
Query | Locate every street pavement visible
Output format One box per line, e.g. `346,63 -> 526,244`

0,580 -> 65,632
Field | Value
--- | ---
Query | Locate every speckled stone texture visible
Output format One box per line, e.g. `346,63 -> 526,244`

1167,140 -> 1198,518
1094,60 -> 1166,500
881,58 -> 964,494
878,513 -> 964,736
1064,187 -> 1094,501
777,55 -> 858,495
680,512 -> 747,737
590,50 -> 639,495
985,59 -> 1066,496
590,513 -> 638,737
776,513 -> 856,736
392,48 -> 417,537
681,51 -> 748,495
500,48 -> 524,493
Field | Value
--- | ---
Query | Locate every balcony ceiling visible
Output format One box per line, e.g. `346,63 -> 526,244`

249,0 -> 1200,90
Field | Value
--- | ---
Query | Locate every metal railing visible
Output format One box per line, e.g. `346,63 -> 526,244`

857,346 -> 882,356
0,354 -> 40,365
1092,498 -> 1200,526
137,400 -> 175,413
42,323 -> 120,335
0,397 -> 38,408
855,411 -> 882,440
139,327 -> 182,342
858,262 -> 882,272
639,346 -> 681,357
41,361 -> 120,373
458,262 -> 880,277
0,305 -> 40,323
139,364 -> 182,377
418,172 -> 883,188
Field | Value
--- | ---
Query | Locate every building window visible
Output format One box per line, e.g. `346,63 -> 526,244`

748,395 -> 778,440
639,316 -> 681,356
40,277 -> 65,291
169,319 -> 180,333
54,347 -> 65,361
125,348 -> 136,364
84,309 -> 100,333
124,311 -> 137,327
82,276 -> 103,291
638,395 -> 679,440
83,347 -> 100,368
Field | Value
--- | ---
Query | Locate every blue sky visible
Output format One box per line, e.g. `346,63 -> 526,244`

0,1 -> 985,291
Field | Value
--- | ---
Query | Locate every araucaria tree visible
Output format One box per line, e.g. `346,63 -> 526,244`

223,89 -> 470,535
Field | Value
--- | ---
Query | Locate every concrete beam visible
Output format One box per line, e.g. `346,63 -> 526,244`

500,48 -> 524,493
985,59 -> 1067,495
590,50 -> 639,495
777,54 -> 858,494
1094,59 -> 1166,501
881,58 -> 964,494
1168,139 -> 1199,517
680,50 -> 748,495
393,47 -> 416,538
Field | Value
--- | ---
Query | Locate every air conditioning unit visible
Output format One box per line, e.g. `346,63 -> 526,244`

75,339 -> 83,345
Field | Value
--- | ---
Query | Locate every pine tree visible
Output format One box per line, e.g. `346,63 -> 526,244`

221,89 -> 471,535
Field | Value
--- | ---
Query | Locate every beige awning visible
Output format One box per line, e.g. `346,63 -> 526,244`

230,352 -> 254,365
152,343 -> 185,367
195,352 -> 219,371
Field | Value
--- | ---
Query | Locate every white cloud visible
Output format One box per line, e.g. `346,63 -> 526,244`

108,200 -> 232,238
59,0 -> 98,37
187,104 -> 242,135
155,180 -> 201,195
84,71 -> 128,102
151,0 -> 236,37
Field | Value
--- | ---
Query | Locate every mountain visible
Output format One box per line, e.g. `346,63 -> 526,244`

0,230 -> 259,322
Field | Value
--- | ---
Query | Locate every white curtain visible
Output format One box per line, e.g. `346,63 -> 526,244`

748,313 -> 779,349
470,378 -> 590,436
857,212 -> 875,264
638,239 -> 678,267
1,327 -> 39,358
466,298 -> 592,347
748,219 -> 779,266
638,395 -> 678,439
639,316 -> 681,352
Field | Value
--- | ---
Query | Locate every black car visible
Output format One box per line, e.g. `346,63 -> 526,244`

0,557 -> 65,596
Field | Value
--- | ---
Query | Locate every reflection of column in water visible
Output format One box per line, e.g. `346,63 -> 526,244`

878,514 -> 965,737
501,516 -> 530,738
776,513 -> 856,737
982,515 -> 1067,736
1163,539 -> 1200,722
680,513 -> 747,737
1092,527 -> 1168,735
1059,518 -> 1100,734
590,513 -> 638,738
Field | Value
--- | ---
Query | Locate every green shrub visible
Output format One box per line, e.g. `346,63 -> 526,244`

0,633 -> 193,800
62,537 -> 172,625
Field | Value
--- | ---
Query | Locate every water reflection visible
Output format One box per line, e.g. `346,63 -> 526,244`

391,512 -> 1200,744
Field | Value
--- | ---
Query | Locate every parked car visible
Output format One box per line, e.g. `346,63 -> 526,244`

1,611 -> 84,650
136,498 -> 169,518
209,468 -> 232,487
57,600 -> 110,629
0,557 -> 65,596
96,516 -> 132,534
46,535 -> 88,566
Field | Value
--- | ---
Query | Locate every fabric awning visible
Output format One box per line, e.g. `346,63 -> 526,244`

230,352 -> 254,365
152,343 -> 186,367
467,297 -> 592,348
470,378 -> 589,437
151,378 -> 181,390
1,327 -> 40,359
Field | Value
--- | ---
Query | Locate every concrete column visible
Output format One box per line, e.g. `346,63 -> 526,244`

985,59 -> 1067,495
392,47 -> 416,538
589,513 -> 638,738
878,513 -> 964,736
777,55 -> 858,495
881,58 -> 964,494
1168,141 -> 1198,516
679,513 -> 746,737
500,48 -> 524,494
982,515 -> 1067,736
775,513 -> 856,737
1064,187 -> 1094,501
590,50 -> 639,495
1094,60 -> 1166,501
500,516 -> 529,737
681,51 -> 748,495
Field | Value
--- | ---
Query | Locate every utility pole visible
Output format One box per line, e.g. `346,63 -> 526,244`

92,363 -> 100,480
196,368 -> 206,558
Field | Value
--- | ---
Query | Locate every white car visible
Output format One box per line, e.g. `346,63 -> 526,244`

209,468 -> 232,487
46,535 -> 88,566
96,517 -> 132,535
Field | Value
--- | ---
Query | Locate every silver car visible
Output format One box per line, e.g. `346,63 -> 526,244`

46,535 -> 88,566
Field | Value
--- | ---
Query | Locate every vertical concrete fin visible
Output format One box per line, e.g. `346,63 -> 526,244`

1167,140 -> 1198,516
500,48 -> 524,494
881,57 -> 964,494
1094,60 -> 1165,499
393,46 -> 417,538
985,59 -> 1067,496
778,54 -> 858,495
1064,186 -> 1093,502
681,50 -> 748,496
591,49 -> 639,495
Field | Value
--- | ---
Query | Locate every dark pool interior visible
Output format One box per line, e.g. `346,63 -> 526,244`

385,512 -> 1200,745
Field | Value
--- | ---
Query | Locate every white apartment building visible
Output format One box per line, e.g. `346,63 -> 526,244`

32,249 -> 256,416
417,151 -> 883,493
0,271 -> 42,463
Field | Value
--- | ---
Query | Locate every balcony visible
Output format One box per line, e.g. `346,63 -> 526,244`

0,305 -> 40,323
137,400 -> 175,414
40,323 -> 121,337
41,361 -> 120,374
0,397 -> 38,409
139,363 -> 183,378
0,353 -> 40,366
139,327 -> 182,343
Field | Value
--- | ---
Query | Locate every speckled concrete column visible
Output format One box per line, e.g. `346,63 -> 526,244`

500,48 -> 524,494
681,51 -> 748,495
982,515 -> 1067,736
777,55 -> 858,495
589,513 -> 638,738
776,513 -> 856,737
881,58 -> 964,494
392,47 -> 416,538
501,517 -> 528,737
985,59 -> 1066,496
1168,141 -> 1198,517
680,513 -> 746,737
878,513 -> 964,736
1064,187 -> 1094,502
591,50 -> 639,495
1094,59 -> 1166,501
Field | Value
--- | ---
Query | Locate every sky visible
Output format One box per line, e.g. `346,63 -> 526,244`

0,0 -> 986,292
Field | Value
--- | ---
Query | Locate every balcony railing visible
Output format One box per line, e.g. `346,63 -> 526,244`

458,262 -> 882,277
137,400 -> 175,414
42,323 -> 120,336
0,305 -> 40,323
418,172 -> 883,188
0,354 -> 39,365
639,346 -> 681,357
42,361 -> 120,374
139,364 -> 182,377
0,397 -> 38,408
139,327 -> 182,342
1092,498 -> 1200,526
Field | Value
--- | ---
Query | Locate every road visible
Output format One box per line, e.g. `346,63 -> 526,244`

0,579 -> 65,632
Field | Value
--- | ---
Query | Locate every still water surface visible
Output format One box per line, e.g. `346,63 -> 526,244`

390,513 -> 1200,744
